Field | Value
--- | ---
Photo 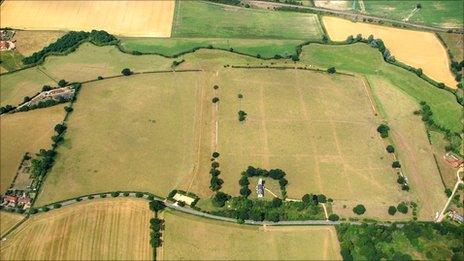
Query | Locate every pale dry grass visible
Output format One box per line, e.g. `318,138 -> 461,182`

322,16 -> 457,88
12,30 -> 65,56
0,0 -> 175,37
314,0 -> 352,10
162,211 -> 341,260
0,104 -> 67,194
0,198 -> 153,260
0,212 -> 24,237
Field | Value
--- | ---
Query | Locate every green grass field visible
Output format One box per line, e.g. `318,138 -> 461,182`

162,210 -> 341,260
0,51 -> 24,72
213,69 -> 405,210
300,43 -> 462,134
363,0 -> 463,27
35,72 -> 203,205
120,38 -> 303,58
171,1 -> 323,39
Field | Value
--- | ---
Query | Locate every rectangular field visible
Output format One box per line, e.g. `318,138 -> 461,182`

0,198 -> 153,260
161,211 -> 341,260
0,212 -> 24,237
214,69 -> 405,209
0,104 -> 67,194
322,16 -> 456,88
35,72 -> 202,205
0,0 -> 175,37
172,1 -> 323,39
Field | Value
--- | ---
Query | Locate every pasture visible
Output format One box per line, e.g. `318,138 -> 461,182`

171,1 -> 323,39
0,212 -> 24,237
300,43 -> 462,134
161,211 -> 341,260
120,38 -> 303,58
438,33 -> 464,61
0,0 -> 175,37
0,104 -> 67,194
368,76 -> 447,220
35,72 -> 202,205
0,198 -> 153,260
363,0 -> 463,27
214,69 -> 404,209
322,16 -> 456,88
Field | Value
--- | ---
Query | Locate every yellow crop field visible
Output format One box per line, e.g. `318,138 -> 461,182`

322,16 -> 457,88
161,211 -> 342,260
0,198 -> 153,260
0,0 -> 175,37
0,105 -> 67,194
0,212 -> 24,237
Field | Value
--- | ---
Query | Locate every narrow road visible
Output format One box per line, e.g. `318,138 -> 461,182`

248,0 -> 462,33
436,167 -> 464,222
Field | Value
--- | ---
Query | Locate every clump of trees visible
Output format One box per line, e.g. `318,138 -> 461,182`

210,158 -> 224,192
376,124 -> 390,138
149,218 -> 163,248
212,191 -> 231,207
30,149 -> 57,178
149,200 -> 165,213
0,104 -> 16,115
23,30 -> 117,65
397,175 -> 409,191
352,204 -> 366,215
238,110 -> 247,121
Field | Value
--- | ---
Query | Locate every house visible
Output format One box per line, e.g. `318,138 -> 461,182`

256,178 -> 264,198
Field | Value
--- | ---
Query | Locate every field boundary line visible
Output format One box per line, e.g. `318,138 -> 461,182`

0,215 -> 28,240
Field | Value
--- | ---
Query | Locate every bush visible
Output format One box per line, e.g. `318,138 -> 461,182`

397,202 -> 408,214
212,152 -> 220,158
58,79 -> 67,87
327,67 -> 336,74
111,191 -> 120,197
238,93 -> 243,99
239,176 -> 250,186
328,214 -> 339,221
386,145 -> 395,153
388,206 -> 397,215
64,106 -> 73,112
213,85 -> 219,89
240,186 -> 251,197
377,124 -> 390,138
212,192 -> 231,207
392,161 -> 401,168
123,192 -> 130,197
317,194 -> 327,203
212,97 -> 220,103
149,200 -> 166,212
76,197 -> 83,202
53,203 -> 62,209
121,68 -> 132,76
238,110 -> 247,121
445,188 -> 452,197
135,192 -> 144,198
353,204 -> 366,215
211,161 -> 219,169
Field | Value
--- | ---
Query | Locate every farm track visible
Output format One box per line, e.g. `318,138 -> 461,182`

248,0 -> 463,33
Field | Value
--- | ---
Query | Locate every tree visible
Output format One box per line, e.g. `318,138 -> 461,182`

64,106 -> 73,112
291,54 -> 299,61
54,123 -> 67,134
317,194 -> 327,203
388,206 -> 397,215
212,152 -> 220,158
392,161 -> 401,168
265,211 -> 280,222
58,79 -> 67,87
322,35 -> 328,43
249,209 -> 264,221
211,161 -> 219,169
23,96 -> 31,103
135,192 -> 143,198
210,176 -> 224,191
328,214 -> 339,221
238,110 -> 247,121
111,191 -> 120,197
210,168 -> 221,176
386,145 -> 395,153
212,97 -> 220,103
149,200 -> 166,212
240,186 -> 251,197
397,176 -> 406,184
270,198 -> 282,208
302,194 -> 311,204
445,188 -> 452,197
42,85 -> 52,91
377,124 -> 390,138
268,169 -> 285,180
121,68 -> 132,76
238,94 -> 243,99
213,85 -> 219,89
237,209 -> 249,221
239,176 -> 250,186
327,67 -> 336,74
353,204 -> 366,215
397,202 -> 408,214
212,192 -> 231,207
279,177 -> 288,188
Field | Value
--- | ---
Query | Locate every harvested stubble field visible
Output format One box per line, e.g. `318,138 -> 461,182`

172,1 -> 323,39
35,72 -> 203,205
161,211 -> 341,260
0,0 -> 175,37
213,69 -> 406,213
0,212 -> 24,236
0,198 -> 153,260
11,31 -> 65,57
322,16 -> 457,88
0,104 -> 67,194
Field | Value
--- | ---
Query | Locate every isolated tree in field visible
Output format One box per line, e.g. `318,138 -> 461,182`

377,124 -> 390,138
327,67 -> 336,74
328,214 -> 339,221
212,191 -> 231,207
238,110 -> 247,121
270,198 -> 282,208
213,85 -> 219,89
388,206 -> 397,215
58,79 -> 67,87
238,93 -> 243,99
392,161 -> 401,168
212,97 -> 220,103
149,200 -> 166,212
212,152 -> 220,158
121,68 -> 132,76
397,202 -> 408,214
353,204 -> 366,215
386,145 -> 395,153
